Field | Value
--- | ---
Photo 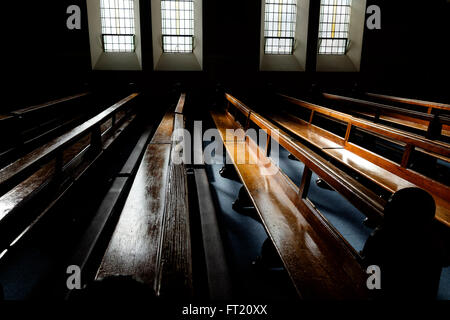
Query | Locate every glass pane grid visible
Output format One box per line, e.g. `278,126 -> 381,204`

264,0 -> 297,55
265,37 -> 294,55
103,34 -> 135,53
162,35 -> 193,53
318,0 -> 351,55
161,0 -> 194,53
100,0 -> 136,52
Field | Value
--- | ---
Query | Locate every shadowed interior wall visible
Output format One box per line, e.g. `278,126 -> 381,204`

3,0 -> 449,111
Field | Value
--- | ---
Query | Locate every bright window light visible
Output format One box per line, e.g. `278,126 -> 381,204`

161,0 -> 195,53
100,0 -> 135,53
264,0 -> 297,55
318,0 -> 352,55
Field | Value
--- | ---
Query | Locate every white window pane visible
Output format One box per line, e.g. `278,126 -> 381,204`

318,0 -> 352,55
263,0 -> 297,55
100,0 -> 135,52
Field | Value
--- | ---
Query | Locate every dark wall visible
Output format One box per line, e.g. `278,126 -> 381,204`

3,0 -> 449,110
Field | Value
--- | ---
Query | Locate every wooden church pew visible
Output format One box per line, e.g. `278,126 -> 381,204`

10,92 -> 90,116
64,121 -> 157,299
96,93 -> 193,299
277,94 -> 450,228
322,93 -> 450,140
0,93 -> 139,253
0,92 -> 93,167
214,93 -> 385,299
366,92 -> 450,115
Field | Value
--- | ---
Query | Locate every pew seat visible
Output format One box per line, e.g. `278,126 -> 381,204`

96,142 -> 172,286
96,94 -> 192,298
266,108 -> 450,228
0,93 -> 139,252
267,112 -> 344,149
211,108 -> 369,299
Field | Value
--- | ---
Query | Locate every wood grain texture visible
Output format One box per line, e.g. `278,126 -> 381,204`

96,143 -> 172,286
268,112 -> 345,149
280,94 -> 450,157
276,94 -> 450,226
175,93 -> 186,114
154,161 -> 192,298
151,113 -> 175,144
0,93 -> 139,190
211,109 -> 368,299
97,93 -> 192,298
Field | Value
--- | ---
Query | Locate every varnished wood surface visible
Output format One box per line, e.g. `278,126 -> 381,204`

435,198 -> 450,229
226,94 -> 385,222
324,148 -> 415,193
0,162 -> 55,221
96,143 -> 172,286
175,93 -> 186,114
366,92 -> 450,112
280,94 -> 450,158
323,93 -> 436,122
154,160 -> 192,297
267,112 -> 345,149
97,94 -> 192,297
151,112 -> 175,144
11,92 -> 90,116
272,95 -> 450,226
0,93 -> 139,189
211,109 -> 369,299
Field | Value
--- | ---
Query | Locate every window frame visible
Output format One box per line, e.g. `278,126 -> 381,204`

86,0 -> 143,70
316,0 -> 366,72
151,0 -> 203,71
317,0 -> 352,55
259,0 -> 310,71
263,0 -> 298,55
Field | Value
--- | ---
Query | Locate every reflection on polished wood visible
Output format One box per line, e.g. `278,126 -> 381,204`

267,112 -> 344,149
366,92 -> 450,113
0,93 -> 139,190
322,93 -> 450,138
97,93 -> 192,298
278,94 -> 450,227
97,143 -> 172,286
211,108 -> 369,299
